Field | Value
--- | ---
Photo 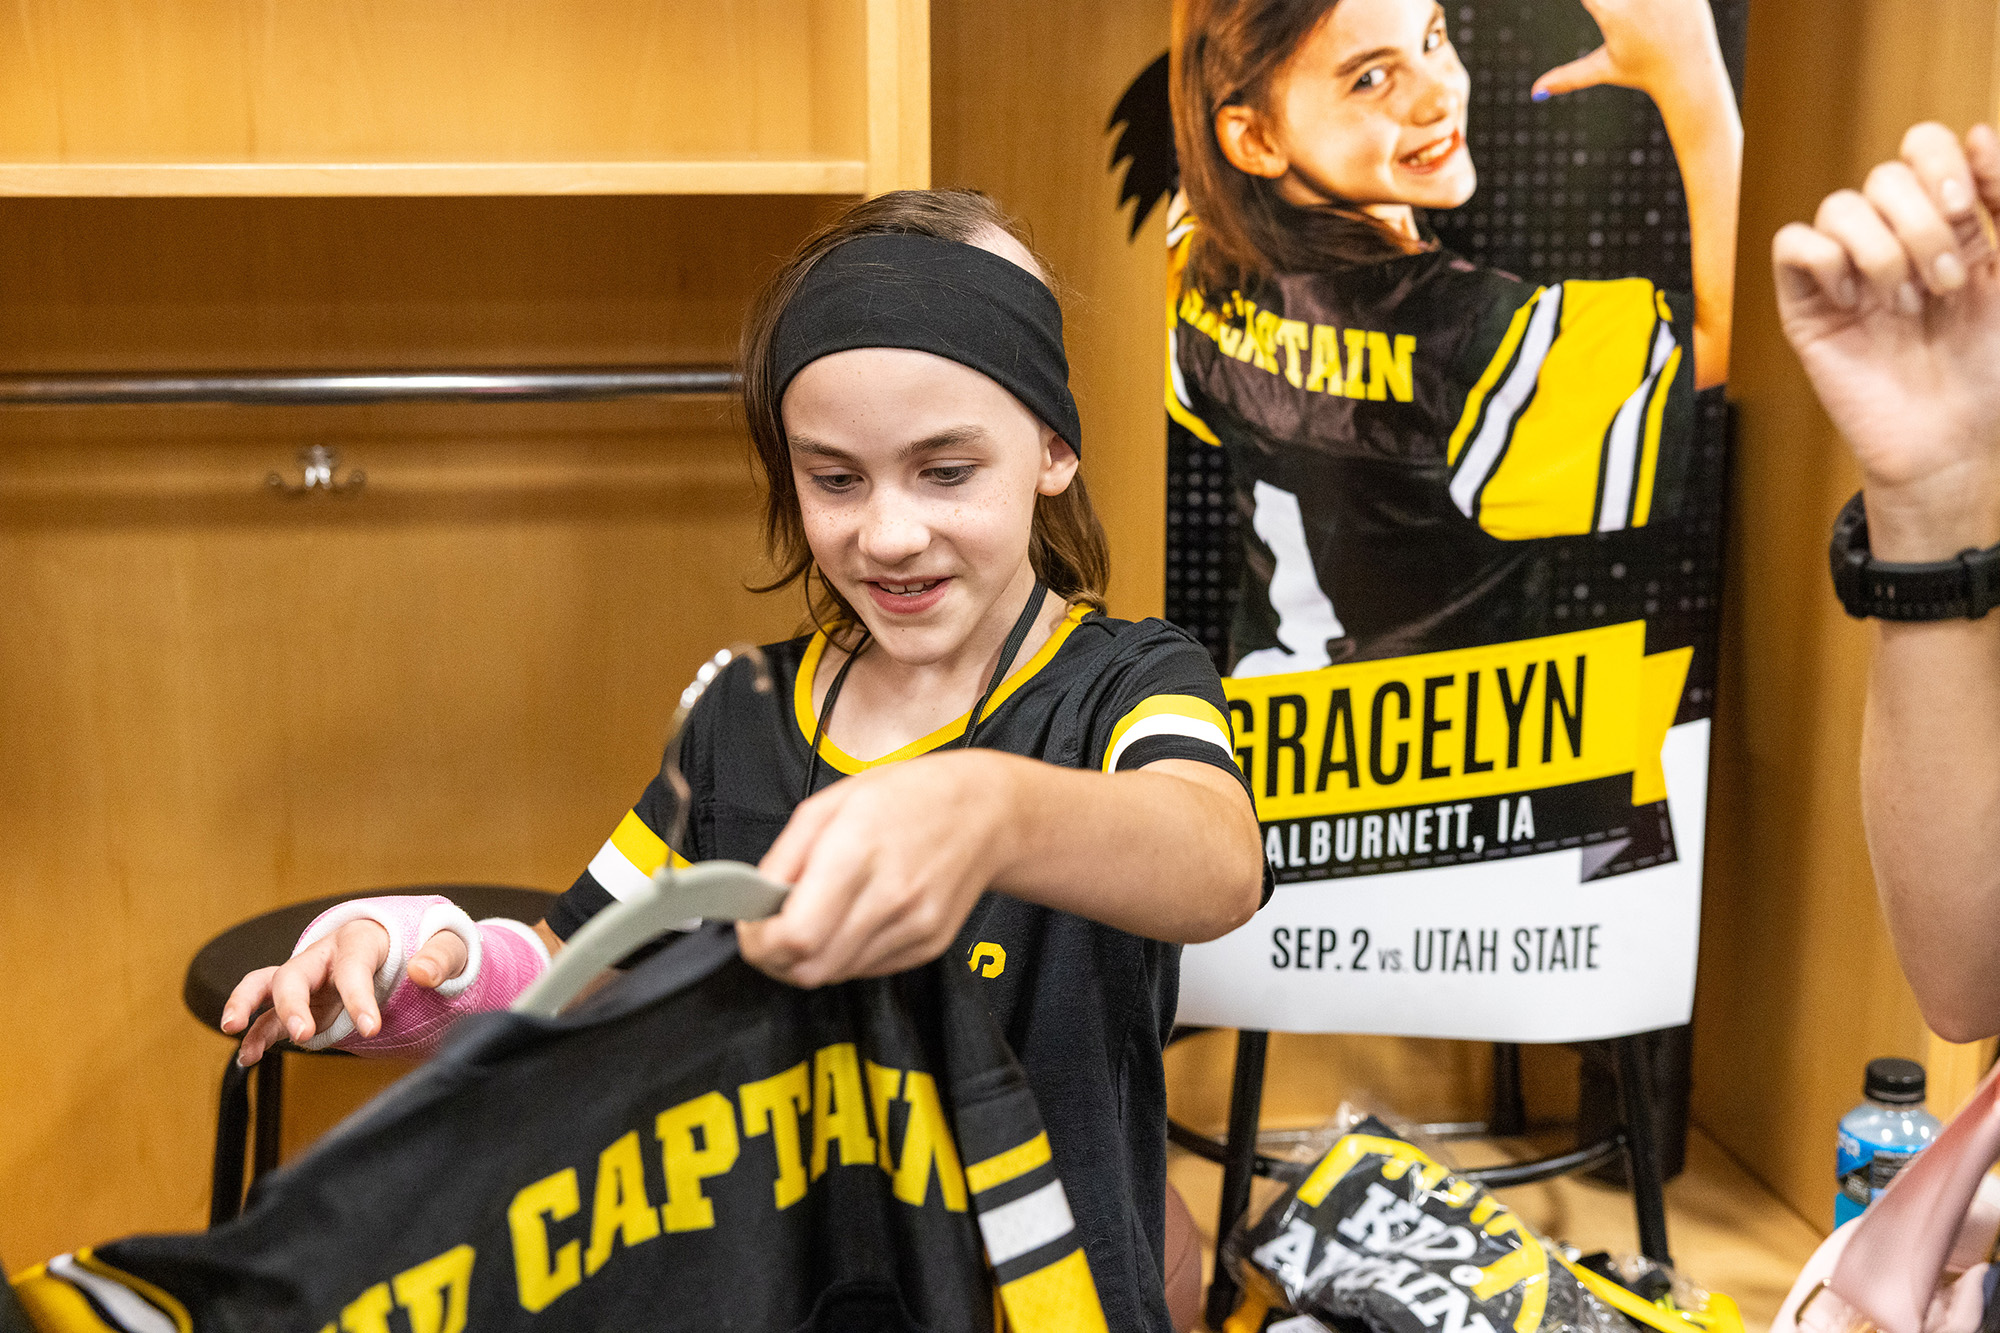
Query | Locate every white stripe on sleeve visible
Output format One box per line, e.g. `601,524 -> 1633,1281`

1106,714 -> 1235,772
586,839 -> 654,903
1450,285 -> 1566,519
978,1180 -> 1078,1267
48,1256 -> 177,1333
1595,322 -> 1677,532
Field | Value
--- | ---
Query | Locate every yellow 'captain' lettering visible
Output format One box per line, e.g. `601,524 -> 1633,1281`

1305,324 -> 1342,392
1343,328 -> 1368,397
810,1042 -> 877,1180
892,1071 -> 969,1211
1366,332 -> 1415,402
1275,318 -> 1309,386
507,1169 -> 582,1313
390,1246 -> 475,1333
739,1062 -> 813,1209
337,1284 -> 394,1333
655,1090 -> 739,1232
866,1060 -> 904,1170
583,1131 -> 659,1276
1173,284 -> 1416,402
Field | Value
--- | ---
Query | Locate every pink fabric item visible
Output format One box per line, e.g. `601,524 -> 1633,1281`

290,894 -> 550,1060
1834,1062 -> 2000,1333
1776,1061 -> 2000,1333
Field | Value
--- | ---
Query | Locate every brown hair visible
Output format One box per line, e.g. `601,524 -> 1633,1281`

740,189 -> 1110,641
1172,0 -> 1418,297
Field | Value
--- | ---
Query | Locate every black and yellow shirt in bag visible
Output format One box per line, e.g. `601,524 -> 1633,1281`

549,604 -> 1257,1333
1168,212 -> 1694,670
12,927 -> 1108,1333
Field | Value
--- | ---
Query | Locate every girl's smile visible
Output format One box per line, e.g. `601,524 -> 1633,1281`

1399,127 -> 1463,174
1214,0 -> 1476,238
864,576 -> 953,616
780,343 -> 1075,675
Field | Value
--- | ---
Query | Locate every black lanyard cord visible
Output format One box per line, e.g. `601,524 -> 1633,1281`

801,578 -> 1050,803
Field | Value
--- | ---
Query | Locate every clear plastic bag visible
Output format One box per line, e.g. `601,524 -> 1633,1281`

1221,1113 -> 1743,1333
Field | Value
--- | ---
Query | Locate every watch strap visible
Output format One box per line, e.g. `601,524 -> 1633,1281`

1830,491 -> 2000,621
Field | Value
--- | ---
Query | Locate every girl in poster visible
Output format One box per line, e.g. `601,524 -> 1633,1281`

1168,0 -> 1740,671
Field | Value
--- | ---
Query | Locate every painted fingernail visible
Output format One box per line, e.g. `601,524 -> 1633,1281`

1838,277 -> 1859,309
1936,251 -> 1968,289
1942,176 -> 1972,215
1531,89 -> 1550,102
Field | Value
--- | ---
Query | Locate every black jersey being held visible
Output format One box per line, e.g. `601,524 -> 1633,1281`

550,606 -> 1254,1333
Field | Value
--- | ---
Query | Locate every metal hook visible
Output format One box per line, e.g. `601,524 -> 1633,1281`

657,646 -> 774,859
267,444 -> 364,497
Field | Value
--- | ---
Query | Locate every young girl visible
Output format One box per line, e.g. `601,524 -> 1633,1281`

1168,0 -> 1741,669
221,189 -> 1266,1331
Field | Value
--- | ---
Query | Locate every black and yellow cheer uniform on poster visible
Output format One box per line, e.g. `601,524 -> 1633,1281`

12,927 -> 1107,1333
1167,212 -> 1695,671
549,603 -> 1258,1333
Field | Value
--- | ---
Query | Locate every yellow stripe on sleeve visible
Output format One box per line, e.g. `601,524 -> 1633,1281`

11,1267 -> 124,1333
589,809 -> 691,901
997,1249 -> 1109,1333
1448,290 -> 1542,466
965,1131 -> 1052,1195
69,1252 -> 192,1333
610,809 -> 683,876
1631,342 -> 1682,526
1475,278 -> 1660,541
1102,694 -> 1234,773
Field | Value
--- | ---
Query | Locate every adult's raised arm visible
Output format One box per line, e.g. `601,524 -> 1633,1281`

1774,122 -> 2000,1039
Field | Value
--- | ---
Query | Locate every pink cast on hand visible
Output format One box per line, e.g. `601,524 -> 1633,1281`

290,895 -> 549,1059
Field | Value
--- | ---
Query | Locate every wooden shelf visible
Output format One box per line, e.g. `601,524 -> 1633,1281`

0,159 -> 871,199
0,0 -> 926,199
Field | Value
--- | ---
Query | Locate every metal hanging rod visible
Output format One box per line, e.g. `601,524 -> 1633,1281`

0,365 -> 740,407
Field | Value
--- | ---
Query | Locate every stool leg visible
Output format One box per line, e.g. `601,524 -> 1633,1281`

210,1055 -> 252,1227
1614,1034 -> 1673,1267
252,1049 -> 285,1184
1204,1029 -> 1269,1331
1490,1043 -> 1526,1136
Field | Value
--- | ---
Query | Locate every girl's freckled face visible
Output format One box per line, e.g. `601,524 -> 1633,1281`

781,347 -> 1073,667
1266,0 -> 1476,215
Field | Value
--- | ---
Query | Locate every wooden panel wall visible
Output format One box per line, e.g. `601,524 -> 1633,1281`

0,194 -> 835,1264
0,0 -> 869,163
1691,0 -> 2000,1230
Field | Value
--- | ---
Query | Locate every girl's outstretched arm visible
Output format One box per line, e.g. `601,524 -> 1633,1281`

739,750 -> 1265,989
1533,0 -> 1743,388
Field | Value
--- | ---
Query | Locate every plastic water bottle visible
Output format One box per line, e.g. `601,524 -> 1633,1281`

1835,1057 -> 1942,1226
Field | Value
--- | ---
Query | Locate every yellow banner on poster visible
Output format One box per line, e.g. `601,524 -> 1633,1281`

1223,622 -> 1690,821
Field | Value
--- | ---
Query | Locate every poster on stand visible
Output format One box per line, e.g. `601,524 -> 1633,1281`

1113,0 -> 1746,1041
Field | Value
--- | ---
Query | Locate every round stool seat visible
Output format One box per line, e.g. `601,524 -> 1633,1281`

182,885 -> 557,1031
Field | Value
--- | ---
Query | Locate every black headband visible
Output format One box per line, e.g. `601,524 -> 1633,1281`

770,233 -> 1082,453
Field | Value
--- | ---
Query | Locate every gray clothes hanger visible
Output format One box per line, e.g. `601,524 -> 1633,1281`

513,641 -> 786,1018
512,860 -> 789,1017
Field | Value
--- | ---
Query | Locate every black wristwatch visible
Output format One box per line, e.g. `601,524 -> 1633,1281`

1829,491 -> 2000,620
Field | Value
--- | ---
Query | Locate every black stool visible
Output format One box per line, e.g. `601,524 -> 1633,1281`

182,885 -> 555,1226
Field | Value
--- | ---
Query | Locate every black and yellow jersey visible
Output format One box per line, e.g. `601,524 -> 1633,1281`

1168,211 -> 1694,670
548,604 -> 1252,1333
12,930 -> 1108,1333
